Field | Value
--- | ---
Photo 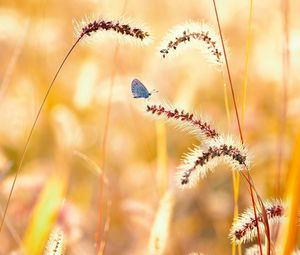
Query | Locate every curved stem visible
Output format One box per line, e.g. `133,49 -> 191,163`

0,36 -> 83,234
212,1 -> 266,254
212,0 -> 243,144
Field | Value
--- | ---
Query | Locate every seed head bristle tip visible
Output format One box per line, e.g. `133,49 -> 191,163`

159,22 -> 225,66
74,16 -> 151,45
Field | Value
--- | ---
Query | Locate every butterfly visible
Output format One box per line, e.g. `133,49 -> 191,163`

131,79 -> 152,99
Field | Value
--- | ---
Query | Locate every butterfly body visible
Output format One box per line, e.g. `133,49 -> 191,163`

131,79 -> 152,99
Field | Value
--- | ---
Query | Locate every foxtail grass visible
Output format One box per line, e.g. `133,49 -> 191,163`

43,227 -> 65,255
157,9 -> 266,252
146,104 -> 219,141
212,1 -> 268,253
159,22 -> 224,67
245,244 -> 300,255
177,136 -> 249,188
96,4 -> 130,254
145,9 -> 264,250
229,199 -> 285,244
145,100 -> 250,190
148,191 -> 174,255
74,16 -> 151,46
23,173 -> 67,255
0,15 -> 151,238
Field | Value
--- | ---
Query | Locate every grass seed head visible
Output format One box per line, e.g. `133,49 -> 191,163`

159,22 -> 224,67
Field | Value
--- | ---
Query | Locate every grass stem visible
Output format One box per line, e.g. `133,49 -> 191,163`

212,1 -> 266,254
0,36 -> 83,234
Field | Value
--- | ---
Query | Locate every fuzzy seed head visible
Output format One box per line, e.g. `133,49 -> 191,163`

44,227 -> 65,255
159,22 -> 224,67
206,135 -> 251,171
74,15 -> 151,45
245,244 -> 300,255
176,136 -> 249,188
144,103 -> 249,189
146,104 -> 219,142
229,199 -> 285,244
245,245 -> 266,255
148,191 -> 174,255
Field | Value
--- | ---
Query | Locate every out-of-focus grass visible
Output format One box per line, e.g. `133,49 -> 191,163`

0,0 -> 300,254
23,171 -> 68,255
278,132 -> 300,255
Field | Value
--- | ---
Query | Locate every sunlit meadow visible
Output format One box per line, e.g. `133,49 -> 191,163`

0,0 -> 300,254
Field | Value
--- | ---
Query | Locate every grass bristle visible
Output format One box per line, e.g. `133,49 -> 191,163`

43,227 -> 65,255
159,22 -> 224,67
146,103 -> 219,142
176,136 -> 249,188
148,191 -> 174,255
229,199 -> 285,244
73,15 -> 152,45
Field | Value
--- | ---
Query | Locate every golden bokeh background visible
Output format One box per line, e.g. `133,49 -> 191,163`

0,0 -> 300,254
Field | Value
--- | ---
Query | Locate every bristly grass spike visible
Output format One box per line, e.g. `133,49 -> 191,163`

0,16 -> 151,234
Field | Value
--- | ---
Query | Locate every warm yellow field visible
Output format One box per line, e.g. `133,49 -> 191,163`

0,0 -> 299,254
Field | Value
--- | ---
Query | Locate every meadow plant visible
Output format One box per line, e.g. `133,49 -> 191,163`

0,3 -> 292,254
146,104 -> 219,141
148,191 -> 174,255
142,16 -> 271,253
159,22 -> 224,67
245,244 -> 300,255
0,15 -> 151,235
245,245 -> 267,255
74,16 -> 151,45
177,136 -> 249,188
146,103 -> 249,188
43,227 -> 65,255
229,200 -> 285,244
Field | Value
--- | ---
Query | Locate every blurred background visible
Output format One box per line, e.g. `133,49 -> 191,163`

0,0 -> 300,254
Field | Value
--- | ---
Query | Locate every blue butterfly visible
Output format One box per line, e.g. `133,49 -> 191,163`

131,79 -> 153,99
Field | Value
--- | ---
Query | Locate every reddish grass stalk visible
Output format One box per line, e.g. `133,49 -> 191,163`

230,199 -> 283,243
211,1 -> 266,254
212,1 -> 243,144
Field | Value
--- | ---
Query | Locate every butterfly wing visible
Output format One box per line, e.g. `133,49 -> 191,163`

131,79 -> 151,99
